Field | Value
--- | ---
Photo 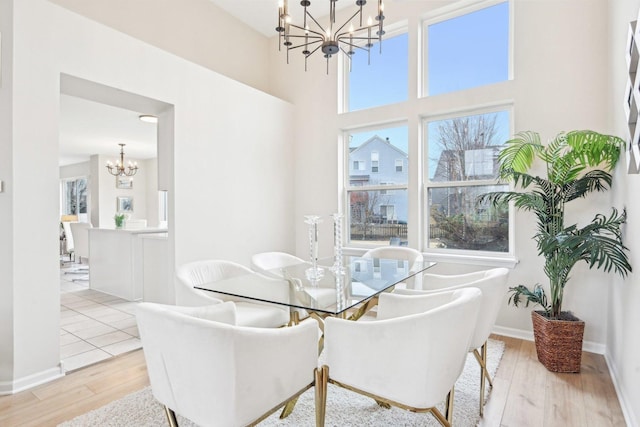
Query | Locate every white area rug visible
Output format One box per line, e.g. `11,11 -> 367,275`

60,339 -> 504,427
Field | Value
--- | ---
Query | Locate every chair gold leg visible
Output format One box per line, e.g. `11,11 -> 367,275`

375,399 -> 392,409
163,405 -> 179,427
445,386 -> 454,425
431,407 -> 451,427
473,341 -> 493,416
315,365 -> 328,427
480,342 -> 486,416
280,397 -> 299,419
289,310 -> 300,326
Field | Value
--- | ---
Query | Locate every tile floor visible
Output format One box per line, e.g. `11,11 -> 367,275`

60,263 -> 141,372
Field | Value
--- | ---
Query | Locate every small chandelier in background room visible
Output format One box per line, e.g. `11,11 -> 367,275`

106,143 -> 138,177
276,0 -> 385,72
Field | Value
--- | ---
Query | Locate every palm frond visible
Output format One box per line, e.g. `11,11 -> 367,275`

497,131 -> 544,178
564,170 -> 612,202
508,284 -> 551,315
564,130 -> 625,171
564,208 -> 632,276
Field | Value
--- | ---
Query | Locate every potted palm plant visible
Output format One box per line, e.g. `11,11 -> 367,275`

480,130 -> 632,372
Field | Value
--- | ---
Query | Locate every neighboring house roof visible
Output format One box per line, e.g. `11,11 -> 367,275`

350,135 -> 408,157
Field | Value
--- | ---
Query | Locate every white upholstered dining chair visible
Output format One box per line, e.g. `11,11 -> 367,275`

362,245 -> 424,290
316,288 -> 482,427
137,302 -> 319,427
250,251 -> 336,319
175,259 -> 290,328
69,222 -> 92,264
63,222 -> 92,281
394,267 -> 510,415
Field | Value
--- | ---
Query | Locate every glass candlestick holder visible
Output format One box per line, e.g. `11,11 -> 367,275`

330,212 -> 345,275
304,215 -> 324,282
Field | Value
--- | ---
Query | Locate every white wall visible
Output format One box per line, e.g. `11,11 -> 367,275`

0,0 -> 294,392
59,161 -> 89,180
48,0 -> 271,94
609,1 -> 640,425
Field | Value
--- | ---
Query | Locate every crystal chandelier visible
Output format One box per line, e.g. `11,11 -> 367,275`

276,0 -> 385,72
106,143 -> 138,177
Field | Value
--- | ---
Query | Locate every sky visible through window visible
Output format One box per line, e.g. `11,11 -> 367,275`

348,33 -> 408,112
349,2 -> 510,157
428,2 -> 509,95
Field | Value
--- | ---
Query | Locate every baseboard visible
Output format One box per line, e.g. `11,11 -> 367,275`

0,365 -> 65,395
605,352 -> 638,427
492,325 -> 533,342
492,325 -> 606,354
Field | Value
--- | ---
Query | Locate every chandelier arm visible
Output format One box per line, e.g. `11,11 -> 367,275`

338,36 -> 375,43
338,21 -> 379,35
339,46 -> 353,57
286,34 -> 323,41
289,23 -> 325,39
305,11 -> 327,35
333,9 -> 362,36
337,39 -> 370,52
287,39 -> 323,51
305,44 -> 324,57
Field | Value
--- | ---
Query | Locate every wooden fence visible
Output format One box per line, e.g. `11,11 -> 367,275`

350,223 -> 408,241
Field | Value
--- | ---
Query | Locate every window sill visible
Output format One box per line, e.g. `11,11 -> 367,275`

422,251 -> 518,269
343,246 -> 518,269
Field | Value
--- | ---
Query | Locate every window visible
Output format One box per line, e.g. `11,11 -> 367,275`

339,0 -> 513,259
352,160 -> 366,171
346,126 -> 408,245
346,32 -> 408,112
61,177 -> 87,216
371,152 -> 379,172
425,1 -> 509,96
424,110 -> 510,252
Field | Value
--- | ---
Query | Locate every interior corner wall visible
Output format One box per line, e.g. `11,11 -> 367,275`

144,158 -> 160,228
1,0 -> 294,392
608,1 -> 640,425
0,0 -> 16,391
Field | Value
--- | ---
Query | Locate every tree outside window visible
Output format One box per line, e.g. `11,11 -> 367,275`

425,111 -> 510,252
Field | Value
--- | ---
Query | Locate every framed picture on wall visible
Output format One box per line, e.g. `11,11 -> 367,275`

117,196 -> 134,213
116,176 -> 133,189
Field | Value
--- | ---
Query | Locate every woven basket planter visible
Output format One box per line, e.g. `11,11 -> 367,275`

531,310 -> 585,373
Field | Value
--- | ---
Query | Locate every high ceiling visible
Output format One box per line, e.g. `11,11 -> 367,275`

208,0 -> 358,37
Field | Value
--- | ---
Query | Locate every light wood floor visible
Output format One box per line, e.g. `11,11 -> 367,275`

0,334 -> 626,427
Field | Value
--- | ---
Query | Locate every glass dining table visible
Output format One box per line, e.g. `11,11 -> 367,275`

194,255 -> 436,324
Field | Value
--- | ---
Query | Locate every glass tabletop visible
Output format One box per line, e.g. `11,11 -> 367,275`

194,256 -> 436,316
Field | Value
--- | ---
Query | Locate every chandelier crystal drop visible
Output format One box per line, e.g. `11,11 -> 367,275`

276,0 -> 385,72
106,143 -> 138,177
